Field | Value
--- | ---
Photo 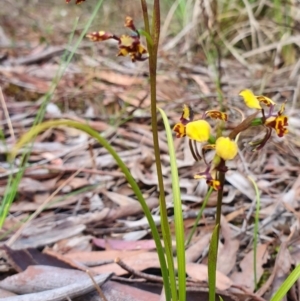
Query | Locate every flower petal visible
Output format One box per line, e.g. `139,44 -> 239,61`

215,137 -> 238,160
256,95 -> 276,107
186,120 -> 211,142
207,180 -> 221,190
119,35 -> 136,48
86,31 -> 114,42
180,104 -> 194,124
117,48 -> 129,57
278,101 -> 286,115
124,16 -> 136,31
239,89 -> 262,109
173,123 -> 186,138
205,110 -> 227,121
194,174 -> 220,190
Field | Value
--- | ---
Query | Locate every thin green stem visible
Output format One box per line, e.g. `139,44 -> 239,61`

215,171 -> 225,232
208,224 -> 219,301
140,0 -> 151,37
186,187 -> 214,246
208,171 -> 225,301
248,176 -> 260,290
140,1 -> 174,300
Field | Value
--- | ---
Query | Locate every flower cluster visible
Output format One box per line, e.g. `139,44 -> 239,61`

174,90 -> 288,190
86,17 -> 148,62
173,105 -> 237,190
239,89 -> 288,150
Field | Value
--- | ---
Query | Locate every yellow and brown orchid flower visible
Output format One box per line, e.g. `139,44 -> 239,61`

86,17 -> 148,62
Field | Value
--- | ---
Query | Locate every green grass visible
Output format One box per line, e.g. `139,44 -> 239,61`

0,0 -> 106,228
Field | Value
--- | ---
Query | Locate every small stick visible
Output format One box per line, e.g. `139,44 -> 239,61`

86,269 -> 108,301
0,87 -> 15,141
115,257 -> 164,283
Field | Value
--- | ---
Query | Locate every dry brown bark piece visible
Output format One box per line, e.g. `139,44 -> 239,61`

0,265 -> 86,294
74,281 -> 160,301
0,245 -> 74,272
0,273 -> 112,301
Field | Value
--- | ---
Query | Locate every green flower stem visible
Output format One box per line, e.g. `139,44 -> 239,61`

248,176 -> 261,290
140,0 -> 150,36
208,224 -> 219,301
209,171 -> 225,301
215,171 -> 225,233
140,1 -> 175,300
186,187 -> 214,246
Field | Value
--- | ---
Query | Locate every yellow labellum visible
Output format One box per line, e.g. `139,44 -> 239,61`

215,137 -> 238,160
186,120 -> 211,142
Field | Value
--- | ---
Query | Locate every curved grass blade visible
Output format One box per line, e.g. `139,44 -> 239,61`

9,119 -> 170,298
158,107 -> 186,301
271,264 -> 300,301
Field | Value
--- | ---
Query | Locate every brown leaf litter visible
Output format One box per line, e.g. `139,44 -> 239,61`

1,1 -> 300,300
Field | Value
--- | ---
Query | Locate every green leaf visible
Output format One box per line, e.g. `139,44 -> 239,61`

9,119 -> 171,300
271,264 -> 300,301
158,107 -> 185,301
138,29 -> 153,47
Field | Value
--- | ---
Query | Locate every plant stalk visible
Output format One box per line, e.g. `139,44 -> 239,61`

140,1 -> 176,300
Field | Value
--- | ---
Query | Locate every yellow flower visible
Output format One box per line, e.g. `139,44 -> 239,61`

239,89 -> 262,109
239,89 -> 277,110
215,137 -> 238,160
186,120 -> 211,142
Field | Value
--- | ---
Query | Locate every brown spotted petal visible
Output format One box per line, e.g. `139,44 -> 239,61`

194,171 -> 221,190
118,35 -> 148,62
173,123 -> 186,138
265,115 -> 288,137
205,110 -> 227,121
256,95 -> 276,107
86,31 -> 115,42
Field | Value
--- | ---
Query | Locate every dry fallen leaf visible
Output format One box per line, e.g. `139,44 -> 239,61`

217,217 -> 240,275
185,233 -> 211,263
230,244 -> 269,292
225,171 -> 255,200
92,238 -> 156,251
186,263 -> 233,290
0,265 -> 87,294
